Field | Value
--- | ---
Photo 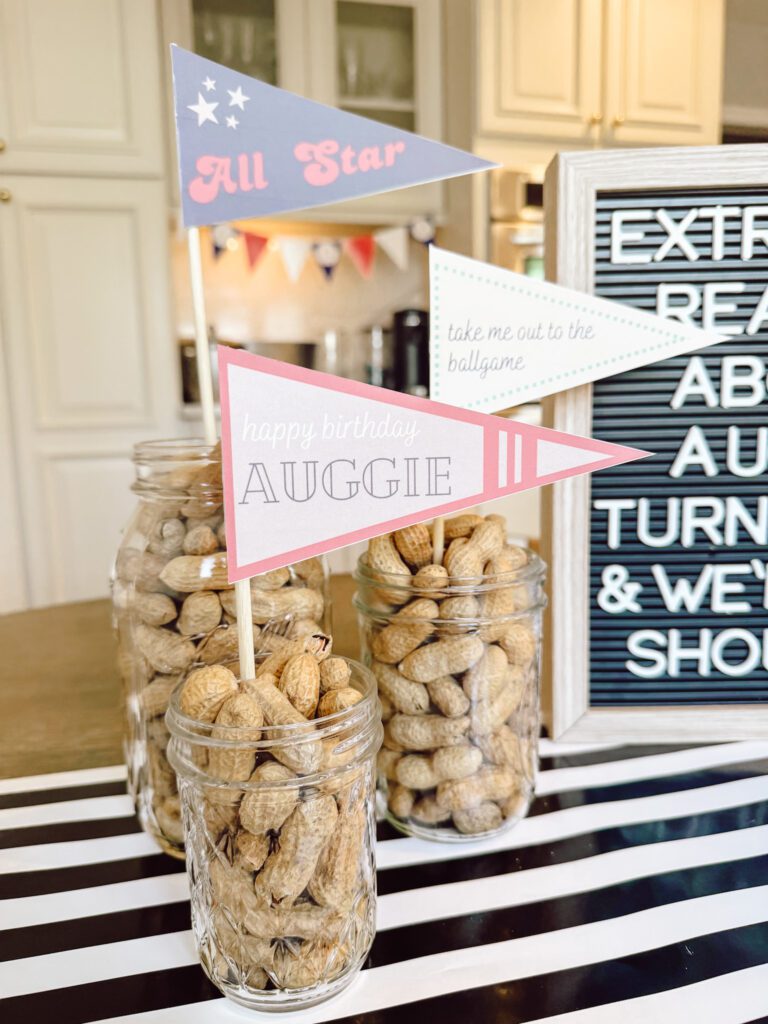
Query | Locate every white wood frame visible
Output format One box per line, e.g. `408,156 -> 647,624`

542,144 -> 768,742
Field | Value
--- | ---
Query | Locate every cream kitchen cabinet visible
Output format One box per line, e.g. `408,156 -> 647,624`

477,0 -> 604,143
0,0 -> 179,610
161,0 -> 444,221
0,0 -> 165,177
603,0 -> 724,146
0,176 -> 179,608
477,0 -> 724,147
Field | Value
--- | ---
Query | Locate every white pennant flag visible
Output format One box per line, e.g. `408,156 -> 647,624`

375,226 -> 410,271
277,237 -> 312,282
429,246 -> 726,412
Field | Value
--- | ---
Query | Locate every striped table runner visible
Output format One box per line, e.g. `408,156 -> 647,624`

1,740 -> 768,1023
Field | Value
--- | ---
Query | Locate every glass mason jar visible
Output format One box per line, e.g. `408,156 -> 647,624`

166,659 -> 382,1012
354,531 -> 545,842
111,439 -> 330,858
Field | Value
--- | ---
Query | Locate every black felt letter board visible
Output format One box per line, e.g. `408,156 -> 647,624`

590,186 -> 768,705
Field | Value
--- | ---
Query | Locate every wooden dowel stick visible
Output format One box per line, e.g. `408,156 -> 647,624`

235,579 -> 256,680
187,227 -> 217,446
432,516 -> 445,565
187,225 -> 255,680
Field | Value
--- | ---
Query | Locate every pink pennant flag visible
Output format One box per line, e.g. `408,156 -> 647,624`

243,232 -> 268,270
218,347 -> 649,581
345,235 -> 376,278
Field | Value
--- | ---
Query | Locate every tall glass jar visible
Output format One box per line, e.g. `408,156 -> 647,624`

354,521 -> 545,842
166,659 -> 381,1012
111,439 -> 329,858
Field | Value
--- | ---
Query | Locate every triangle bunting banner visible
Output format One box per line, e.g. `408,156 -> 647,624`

345,236 -> 376,278
218,347 -> 649,580
375,226 -> 410,271
243,231 -> 268,269
277,237 -> 312,282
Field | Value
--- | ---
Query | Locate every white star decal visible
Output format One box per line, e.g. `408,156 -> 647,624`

188,92 -> 218,127
226,115 -> 239,129
202,76 -> 216,92
228,86 -> 250,110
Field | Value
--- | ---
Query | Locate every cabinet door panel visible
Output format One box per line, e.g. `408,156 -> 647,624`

0,0 -> 164,174
478,0 -> 603,140
26,205 -> 151,428
5,180 -> 169,430
0,177 -> 178,605
605,0 -> 724,145
41,452 -> 135,603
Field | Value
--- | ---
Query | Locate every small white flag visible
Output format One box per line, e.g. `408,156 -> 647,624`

277,237 -> 312,283
375,226 -> 410,271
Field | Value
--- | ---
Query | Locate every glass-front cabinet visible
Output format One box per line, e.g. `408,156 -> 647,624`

162,0 -> 443,220
192,0 -> 278,85
335,2 -> 416,131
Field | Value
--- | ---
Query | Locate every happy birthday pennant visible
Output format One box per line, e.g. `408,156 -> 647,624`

171,46 -> 495,227
218,346 -> 649,580
429,247 -> 725,412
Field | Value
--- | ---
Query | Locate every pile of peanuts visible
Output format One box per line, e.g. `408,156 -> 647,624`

359,513 -> 540,837
112,448 -> 327,850
173,636 -> 375,994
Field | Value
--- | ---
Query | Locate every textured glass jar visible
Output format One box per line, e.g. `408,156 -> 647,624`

111,439 -> 329,858
166,659 -> 381,1012
354,544 -> 545,842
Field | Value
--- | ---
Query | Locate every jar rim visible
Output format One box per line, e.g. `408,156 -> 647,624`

166,657 -> 378,748
132,434 -> 221,466
132,437 -> 219,462
132,437 -> 222,500
353,546 -> 546,594
166,658 -> 382,790
352,591 -> 547,624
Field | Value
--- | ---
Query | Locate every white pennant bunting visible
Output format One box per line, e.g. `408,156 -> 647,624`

277,237 -> 312,282
375,226 -> 410,272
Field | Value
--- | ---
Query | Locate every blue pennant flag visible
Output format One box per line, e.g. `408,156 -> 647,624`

171,45 -> 496,228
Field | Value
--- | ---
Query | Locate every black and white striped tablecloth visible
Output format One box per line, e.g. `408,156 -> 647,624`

2,740 -> 768,1023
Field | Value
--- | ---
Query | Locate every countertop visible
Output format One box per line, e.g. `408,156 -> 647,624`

0,574 -> 358,779
1,580 -> 767,1022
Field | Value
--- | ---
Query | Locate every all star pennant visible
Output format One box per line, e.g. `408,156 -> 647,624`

429,247 -> 726,412
171,46 -> 496,228
218,346 -> 649,580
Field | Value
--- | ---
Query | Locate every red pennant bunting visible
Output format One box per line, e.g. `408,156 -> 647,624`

243,232 -> 268,270
345,235 -> 376,278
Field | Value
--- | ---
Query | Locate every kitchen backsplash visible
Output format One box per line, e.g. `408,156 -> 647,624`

170,226 -> 427,345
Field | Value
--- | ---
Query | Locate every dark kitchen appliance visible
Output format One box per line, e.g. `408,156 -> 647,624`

392,308 -> 429,396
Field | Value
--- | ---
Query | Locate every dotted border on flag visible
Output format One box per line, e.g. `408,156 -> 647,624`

431,259 -> 690,410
